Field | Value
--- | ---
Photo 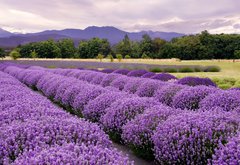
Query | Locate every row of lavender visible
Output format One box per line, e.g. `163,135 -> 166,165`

50,67 -> 240,112
0,71 -> 132,164
1,63 -> 240,164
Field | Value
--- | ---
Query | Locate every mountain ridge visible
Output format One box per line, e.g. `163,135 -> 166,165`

0,26 -> 185,48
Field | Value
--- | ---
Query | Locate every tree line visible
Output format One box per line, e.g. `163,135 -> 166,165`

2,30 -> 240,60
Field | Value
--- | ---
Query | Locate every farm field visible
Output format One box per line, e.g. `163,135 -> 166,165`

3,58 -> 239,78
0,62 -> 239,164
3,58 -> 240,89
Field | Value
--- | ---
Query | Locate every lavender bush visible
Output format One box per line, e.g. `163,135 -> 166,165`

177,76 -> 217,87
14,143 -> 133,165
151,73 -> 177,81
122,105 -> 181,160
154,84 -> 186,106
101,97 -> 159,142
173,86 -> 218,110
152,110 -> 239,164
200,90 -> 240,112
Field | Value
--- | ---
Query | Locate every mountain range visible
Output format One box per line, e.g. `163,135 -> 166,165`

0,26 -> 185,48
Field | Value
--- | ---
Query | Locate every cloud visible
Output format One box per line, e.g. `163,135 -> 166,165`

0,0 -> 240,33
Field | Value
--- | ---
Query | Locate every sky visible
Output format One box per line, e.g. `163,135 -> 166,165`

0,0 -> 240,34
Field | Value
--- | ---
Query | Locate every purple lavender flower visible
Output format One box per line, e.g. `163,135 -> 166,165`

0,117 -> 112,163
90,72 -> 106,84
200,90 -> 240,112
152,110 -> 239,164
122,104 -> 181,160
127,70 -> 149,77
84,71 -> 99,82
177,76 -> 217,87
102,68 -> 115,73
123,77 -> 147,94
154,84 -> 186,106
151,73 -> 177,81
101,73 -> 119,87
173,86 -> 218,110
83,91 -> 130,122
211,134 -> 240,165
72,86 -> 107,116
141,72 -> 156,78
61,82 -> 88,107
135,80 -> 166,97
110,75 -> 130,90
113,69 -> 130,75
101,97 -> 160,142
14,143 -> 133,165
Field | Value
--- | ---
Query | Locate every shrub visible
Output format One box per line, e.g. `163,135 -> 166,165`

112,69 -> 130,75
154,84 -> 186,106
110,76 -> 130,90
116,54 -> 123,62
90,73 -> 106,84
0,117 -> 112,163
150,67 -> 162,73
211,134 -> 240,164
101,68 -> 115,73
135,80 -> 165,97
107,54 -> 114,62
72,86 -> 107,116
200,90 -> 240,112
14,143 -> 132,165
125,55 -> 131,59
61,83 -> 87,107
204,66 -> 221,72
163,68 -> 178,73
141,72 -> 156,78
101,73 -> 119,87
194,67 -> 203,72
127,70 -> 149,77
179,67 -> 194,73
173,86 -> 218,110
10,50 -> 21,60
123,78 -> 147,94
177,76 -> 217,87
97,54 -> 104,62
83,92 -> 130,123
152,110 -> 240,164
101,97 -> 159,142
122,105 -> 181,160
151,73 -> 177,81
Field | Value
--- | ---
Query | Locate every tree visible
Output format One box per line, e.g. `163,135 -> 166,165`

78,38 -> 111,58
57,39 -> 76,58
0,48 -> 5,60
35,39 -> 61,58
116,54 -> 123,62
30,50 -> 38,60
107,54 -> 114,62
10,49 -> 20,60
152,38 -> 166,58
141,52 -> 150,59
97,54 -> 104,62
139,34 -> 154,58
125,55 -> 131,59
115,34 -> 132,56
234,50 -> 240,62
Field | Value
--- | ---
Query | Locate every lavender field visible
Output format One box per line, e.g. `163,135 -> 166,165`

0,62 -> 239,164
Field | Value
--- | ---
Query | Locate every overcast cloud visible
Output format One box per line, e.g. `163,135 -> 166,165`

0,0 -> 240,33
